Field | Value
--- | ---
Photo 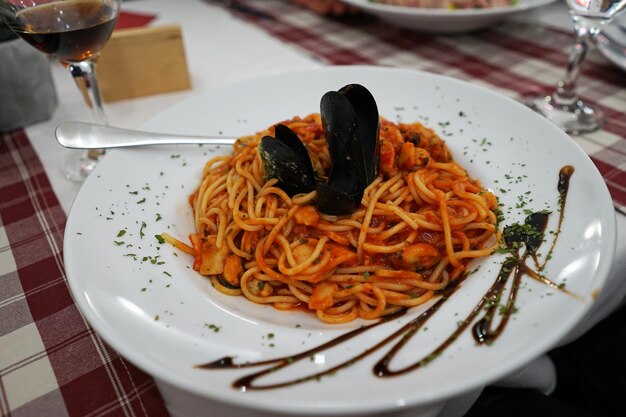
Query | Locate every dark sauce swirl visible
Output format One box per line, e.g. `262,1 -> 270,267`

197,165 -> 576,389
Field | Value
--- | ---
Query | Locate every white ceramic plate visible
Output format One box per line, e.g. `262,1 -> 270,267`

342,0 -> 557,33
64,66 -> 615,416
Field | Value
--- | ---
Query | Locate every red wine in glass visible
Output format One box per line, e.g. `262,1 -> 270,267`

13,0 -> 118,64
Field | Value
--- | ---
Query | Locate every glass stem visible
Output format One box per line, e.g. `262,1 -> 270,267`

68,60 -> 107,160
552,20 -> 597,107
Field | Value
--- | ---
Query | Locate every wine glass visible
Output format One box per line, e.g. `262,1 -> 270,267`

524,0 -> 626,134
0,0 -> 121,181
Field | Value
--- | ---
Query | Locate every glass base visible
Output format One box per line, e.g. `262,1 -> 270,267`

62,150 -> 103,182
524,95 -> 604,134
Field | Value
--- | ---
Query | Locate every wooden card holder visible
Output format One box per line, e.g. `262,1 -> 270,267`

97,24 -> 192,102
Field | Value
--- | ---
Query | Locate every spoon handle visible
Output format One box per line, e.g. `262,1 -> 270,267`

55,121 -> 238,149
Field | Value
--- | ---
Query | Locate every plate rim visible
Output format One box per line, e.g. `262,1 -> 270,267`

341,0 -> 557,18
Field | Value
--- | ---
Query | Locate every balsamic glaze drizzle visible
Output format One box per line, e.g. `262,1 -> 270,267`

197,166 -> 577,390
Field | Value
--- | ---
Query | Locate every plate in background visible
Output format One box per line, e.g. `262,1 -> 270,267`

342,0 -> 557,33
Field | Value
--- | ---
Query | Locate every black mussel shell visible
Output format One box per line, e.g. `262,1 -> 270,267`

320,91 -> 366,211
259,124 -> 316,197
320,91 -> 359,165
338,84 -> 380,184
318,84 -> 380,214
316,159 -> 362,215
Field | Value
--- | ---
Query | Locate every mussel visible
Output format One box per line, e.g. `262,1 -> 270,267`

259,124 -> 317,196
259,84 -> 380,215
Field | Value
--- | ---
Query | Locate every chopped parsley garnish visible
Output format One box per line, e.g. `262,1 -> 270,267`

205,323 -> 221,333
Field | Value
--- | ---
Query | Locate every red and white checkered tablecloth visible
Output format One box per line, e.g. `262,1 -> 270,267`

0,130 -> 168,416
215,0 -> 626,212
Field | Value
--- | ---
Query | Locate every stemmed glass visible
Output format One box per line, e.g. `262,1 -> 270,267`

0,0 -> 121,181
525,0 -> 626,134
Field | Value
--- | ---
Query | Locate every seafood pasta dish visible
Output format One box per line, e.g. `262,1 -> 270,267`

163,84 -> 499,324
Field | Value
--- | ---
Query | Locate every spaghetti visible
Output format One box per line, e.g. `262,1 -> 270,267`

163,114 -> 500,324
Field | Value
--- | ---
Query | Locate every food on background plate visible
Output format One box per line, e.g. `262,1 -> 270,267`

371,0 -> 515,9
289,0 -> 358,15
163,84 -> 500,324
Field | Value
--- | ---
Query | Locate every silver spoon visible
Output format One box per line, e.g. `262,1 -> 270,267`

55,121 -> 238,149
